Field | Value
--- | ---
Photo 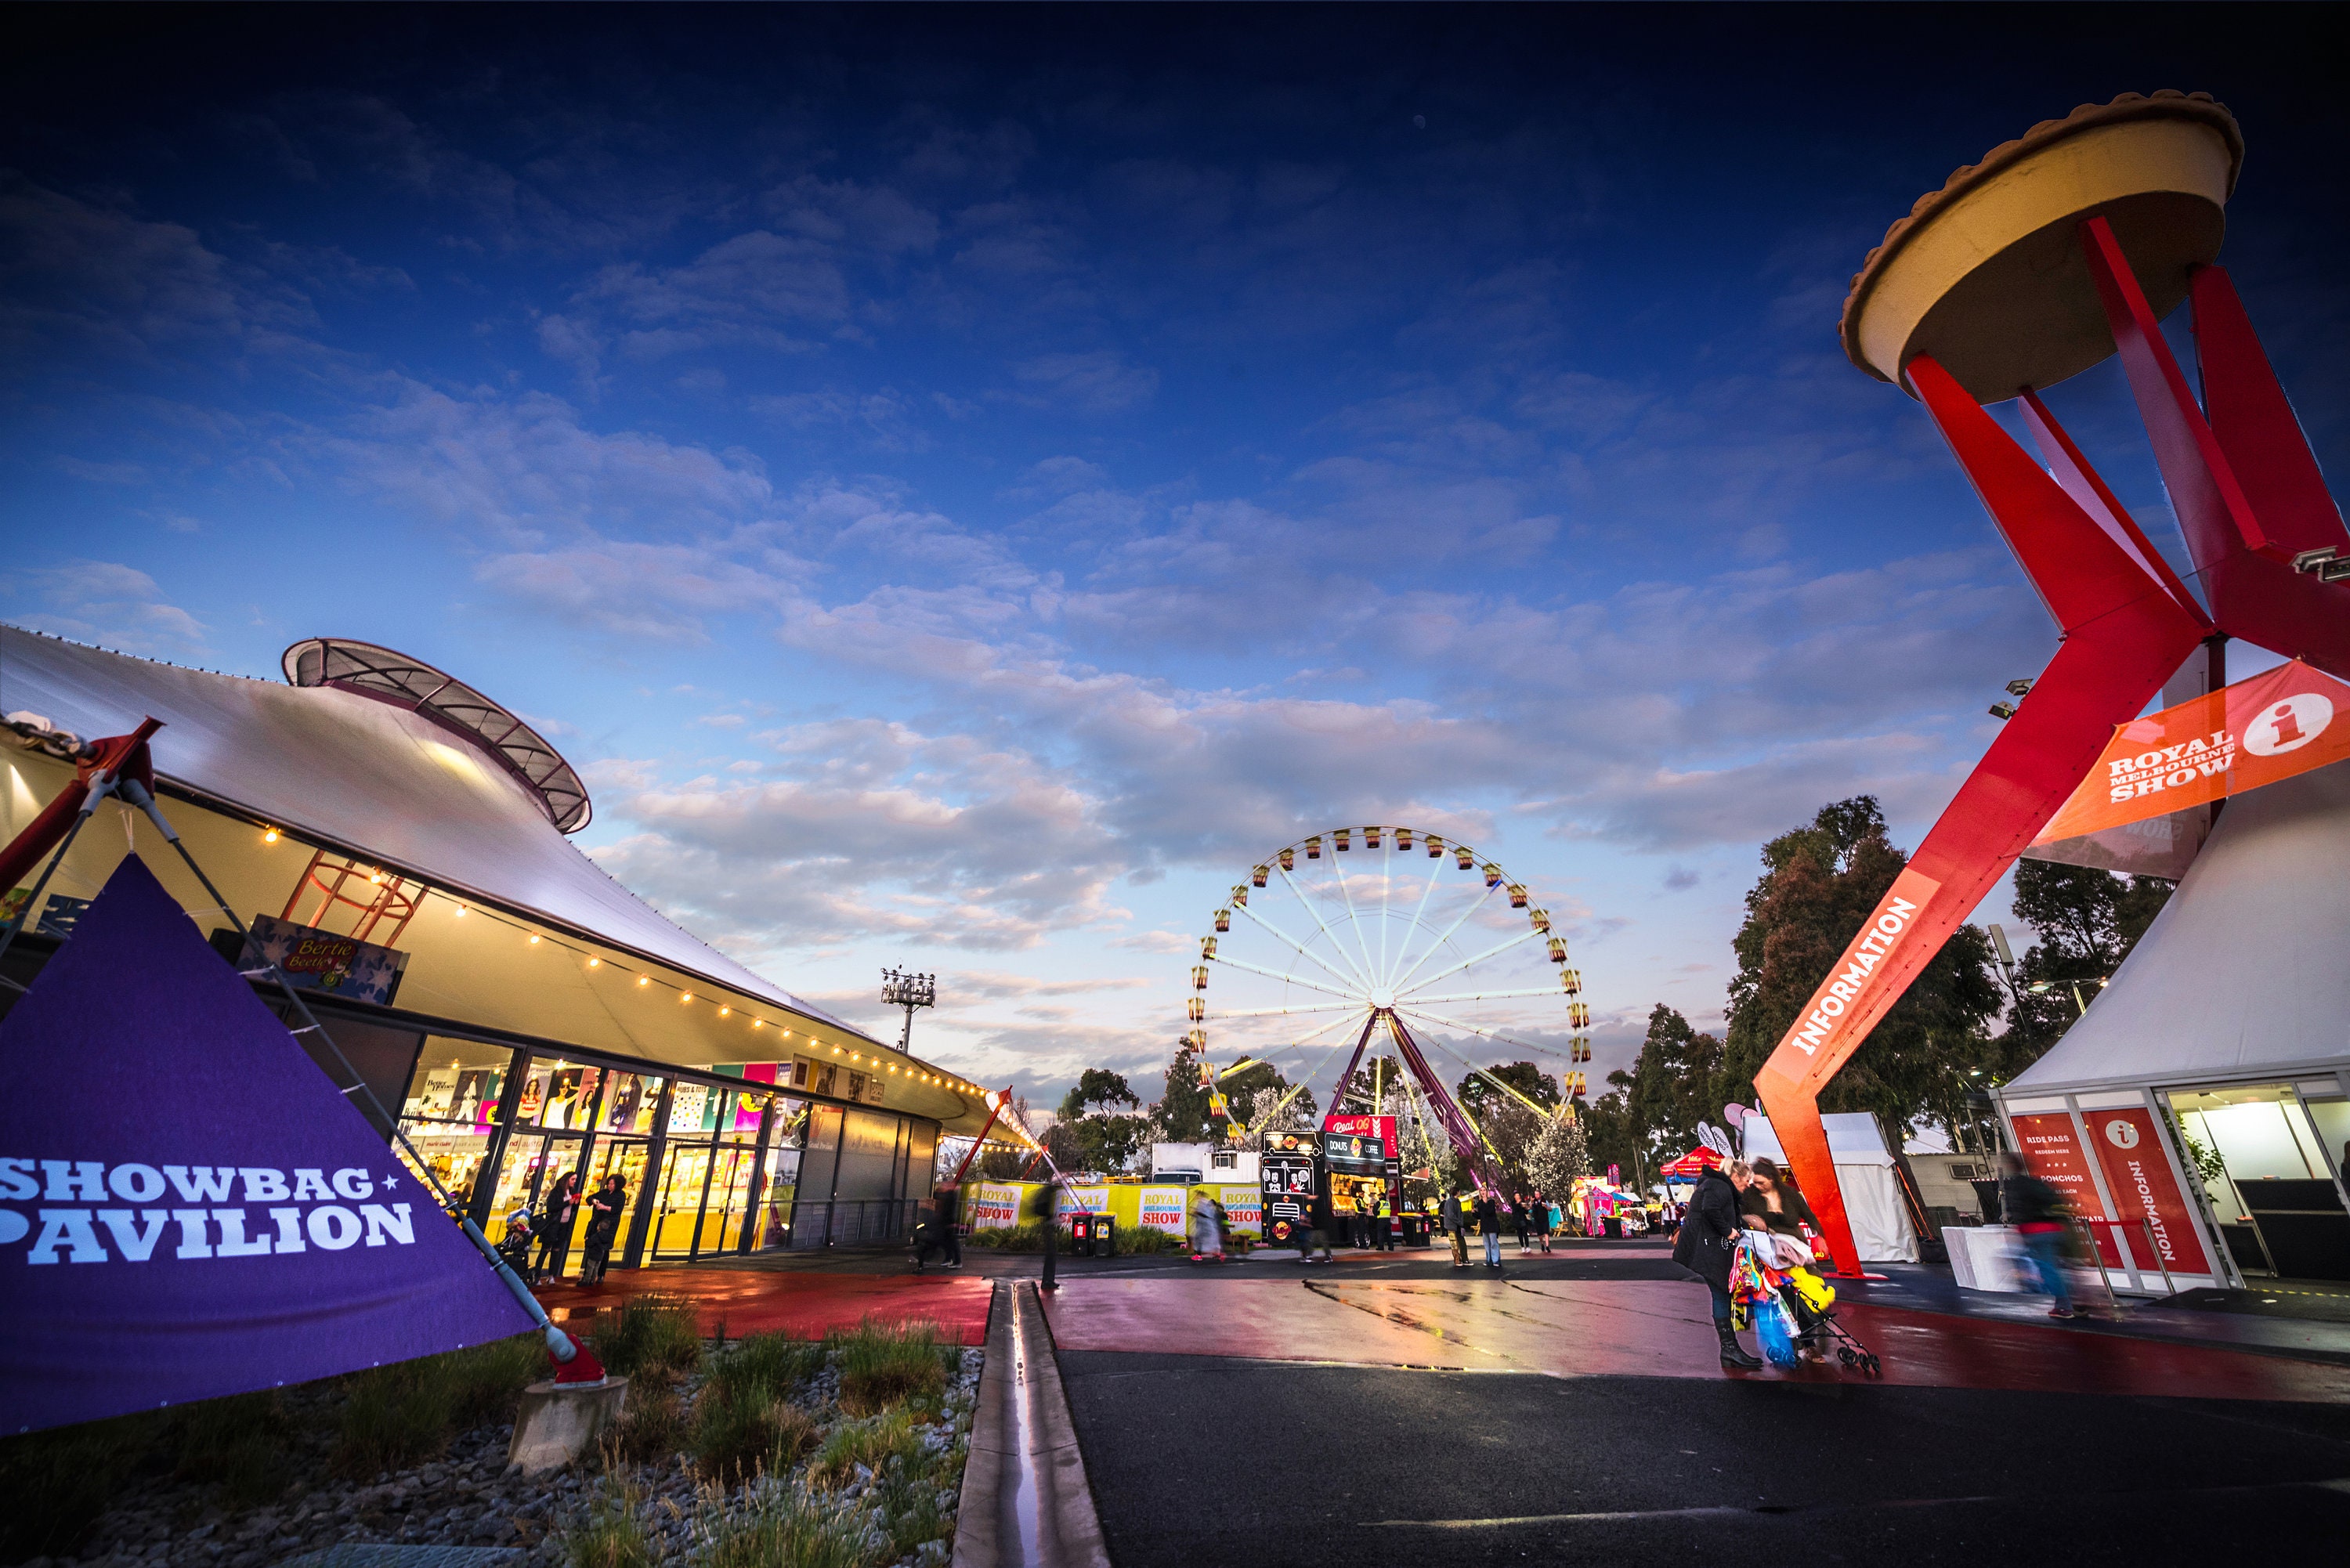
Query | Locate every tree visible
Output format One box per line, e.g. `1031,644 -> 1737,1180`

1720,796 -> 2004,1146
1614,1006 -> 1723,1158
1525,1110 -> 1593,1198
1054,1070 -> 1147,1175
1455,1060 -> 1560,1121
1148,1039 -> 1302,1144
1578,1089 -> 1641,1184
1989,860 -> 2174,1081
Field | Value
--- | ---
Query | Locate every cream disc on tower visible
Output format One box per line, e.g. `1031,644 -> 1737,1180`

1839,91 -> 2242,404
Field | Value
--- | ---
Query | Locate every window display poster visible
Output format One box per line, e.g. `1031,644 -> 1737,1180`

404,1066 -> 504,1129
670,1081 -> 713,1135
2086,1107 -> 2212,1275
600,1072 -> 661,1134
2012,1111 -> 2121,1265
715,1064 -> 783,1129
533,1066 -> 599,1129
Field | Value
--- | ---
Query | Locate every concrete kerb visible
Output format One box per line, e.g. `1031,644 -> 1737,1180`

952,1280 -> 1111,1568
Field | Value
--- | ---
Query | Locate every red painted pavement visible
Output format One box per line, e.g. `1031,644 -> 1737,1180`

543,1268 -> 993,1346
1041,1277 -> 2350,1404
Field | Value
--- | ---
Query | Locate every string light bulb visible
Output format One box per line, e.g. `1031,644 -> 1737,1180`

638,977 -> 649,988
719,1006 -> 731,1017
454,905 -> 468,918
528,934 -> 540,945
588,957 -> 600,967
262,828 -> 280,844
680,993 -> 693,1004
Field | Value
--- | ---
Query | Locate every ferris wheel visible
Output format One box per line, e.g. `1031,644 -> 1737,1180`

1185,826 -> 1594,1176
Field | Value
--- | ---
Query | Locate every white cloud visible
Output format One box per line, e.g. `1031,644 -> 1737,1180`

4,559 -> 208,656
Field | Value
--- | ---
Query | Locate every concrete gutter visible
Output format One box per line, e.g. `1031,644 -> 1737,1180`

952,1280 -> 1111,1568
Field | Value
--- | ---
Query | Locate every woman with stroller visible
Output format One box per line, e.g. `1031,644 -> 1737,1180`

1672,1156 -> 1762,1369
1740,1158 -> 1828,1359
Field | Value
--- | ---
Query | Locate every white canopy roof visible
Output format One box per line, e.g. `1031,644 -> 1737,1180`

1739,1112 -> 1896,1167
2005,759 -> 2350,1096
0,627 -> 870,1042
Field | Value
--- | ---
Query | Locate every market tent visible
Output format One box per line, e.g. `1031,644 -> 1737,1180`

1661,1147 -> 1720,1178
1741,1112 -> 1918,1263
2004,760 -> 2350,1097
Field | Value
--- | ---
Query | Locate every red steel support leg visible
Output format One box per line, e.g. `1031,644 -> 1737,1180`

2080,219 -> 2350,678
1755,354 -> 2207,1277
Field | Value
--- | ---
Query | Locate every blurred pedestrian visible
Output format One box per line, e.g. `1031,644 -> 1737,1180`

932,1180 -> 964,1267
1193,1187 -> 1226,1261
1672,1156 -> 1762,1369
1029,1176 -> 1065,1291
1999,1152 -> 2075,1320
1301,1181 -> 1336,1263
1536,1192 -> 1555,1254
1513,1190 -> 1534,1252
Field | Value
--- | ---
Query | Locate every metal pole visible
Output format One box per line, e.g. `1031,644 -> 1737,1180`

120,782 -> 592,1373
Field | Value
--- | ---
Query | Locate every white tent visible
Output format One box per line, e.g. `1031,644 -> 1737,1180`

2001,760 -> 2350,1098
1741,1112 -> 1918,1263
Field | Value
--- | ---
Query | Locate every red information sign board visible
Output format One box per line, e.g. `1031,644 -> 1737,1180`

2010,1112 -> 2121,1266
2084,1107 -> 2212,1276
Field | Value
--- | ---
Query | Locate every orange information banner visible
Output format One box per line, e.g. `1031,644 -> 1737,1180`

2034,658 -> 2350,845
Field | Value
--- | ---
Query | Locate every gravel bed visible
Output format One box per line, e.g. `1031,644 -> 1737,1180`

16,1346 -> 982,1568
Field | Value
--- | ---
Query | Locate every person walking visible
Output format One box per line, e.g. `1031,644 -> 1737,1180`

534,1171 -> 582,1282
1673,1156 -> 1762,1369
933,1180 -> 964,1268
1301,1181 -> 1336,1263
578,1175 -> 627,1284
1029,1176 -> 1065,1292
1513,1191 -> 1534,1252
1476,1190 -> 1505,1271
1192,1188 -> 1226,1262
1536,1193 -> 1555,1255
1443,1187 -> 1470,1270
1998,1152 -> 2076,1320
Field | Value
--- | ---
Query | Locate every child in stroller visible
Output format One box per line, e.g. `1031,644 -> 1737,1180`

495,1209 -> 539,1284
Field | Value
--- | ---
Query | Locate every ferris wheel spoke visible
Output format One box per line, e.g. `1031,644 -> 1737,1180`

1408,985 -> 1571,1004
1207,952 -> 1361,1003
1229,899 -> 1373,996
1329,858 -> 1383,985
1395,923 -> 1546,999
1275,865 -> 1375,988
1209,1000 -> 1365,1020
1383,854 -> 1448,988
1395,1004 -> 1578,1064
1384,874 -> 1502,993
1377,838 -> 1394,984
1397,1019 -> 1569,1119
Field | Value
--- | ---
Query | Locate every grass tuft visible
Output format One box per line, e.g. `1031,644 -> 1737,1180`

830,1317 -> 948,1415
609,1382 -> 690,1468
807,1410 -> 921,1490
703,1486 -> 877,1568
172,1390 -> 293,1507
703,1332 -> 823,1412
0,1411 -> 165,1562
694,1393 -> 820,1483
564,1474 -> 661,1568
593,1295 -> 705,1380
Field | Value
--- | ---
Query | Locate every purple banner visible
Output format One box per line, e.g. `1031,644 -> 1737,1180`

1,857 -> 532,1435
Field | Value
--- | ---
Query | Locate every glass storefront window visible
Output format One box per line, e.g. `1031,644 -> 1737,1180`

2171,1085 -> 2350,1281
397,1038 -> 516,1215
515,1060 -> 606,1129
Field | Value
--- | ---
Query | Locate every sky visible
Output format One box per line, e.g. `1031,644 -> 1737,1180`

4,5 -> 2345,1112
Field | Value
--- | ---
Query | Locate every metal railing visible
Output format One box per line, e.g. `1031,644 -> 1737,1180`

790,1198 -> 922,1250
2070,1216 -> 2182,1300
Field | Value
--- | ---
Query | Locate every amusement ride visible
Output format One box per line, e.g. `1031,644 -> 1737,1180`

1181,826 -> 1593,1202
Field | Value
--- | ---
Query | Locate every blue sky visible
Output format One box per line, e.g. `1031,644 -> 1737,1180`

5,7 -> 2345,1108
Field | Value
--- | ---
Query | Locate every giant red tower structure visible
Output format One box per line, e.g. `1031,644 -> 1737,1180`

1760,92 -> 2350,1275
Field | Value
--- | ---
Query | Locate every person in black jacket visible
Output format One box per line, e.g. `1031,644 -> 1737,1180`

1475,1190 -> 1504,1270
1301,1183 -> 1336,1263
1672,1158 -> 1761,1369
534,1172 -> 582,1282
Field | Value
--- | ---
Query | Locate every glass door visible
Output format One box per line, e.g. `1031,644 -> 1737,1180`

649,1142 -> 714,1261
486,1132 -> 586,1248
2171,1085 -> 2350,1281
562,1137 -> 651,1276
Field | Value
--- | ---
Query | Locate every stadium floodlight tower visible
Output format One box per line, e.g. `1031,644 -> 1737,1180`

1759,91 -> 2350,1277
881,966 -> 937,1055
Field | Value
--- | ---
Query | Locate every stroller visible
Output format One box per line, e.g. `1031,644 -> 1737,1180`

1730,1230 -> 1882,1376
495,1208 -> 540,1284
